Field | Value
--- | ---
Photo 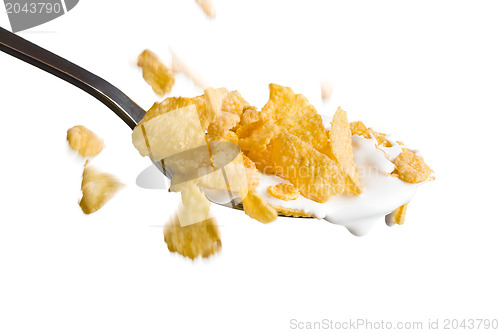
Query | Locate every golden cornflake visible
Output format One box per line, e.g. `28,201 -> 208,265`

386,203 -> 408,225
246,143 -> 275,174
271,132 -> 345,203
350,121 -> 371,139
195,0 -> 216,18
239,106 -> 261,127
132,104 -> 206,161
267,183 -> 299,201
242,190 -> 278,223
330,107 -> 363,194
207,111 -> 240,138
261,84 -> 330,155
139,95 -> 207,127
138,88 -> 228,131
67,125 -> 104,157
236,119 -> 263,139
271,205 -> 312,218
392,149 -> 433,183
207,130 -> 239,144
137,49 -> 175,97
370,130 -> 392,147
221,90 -> 249,117
238,120 -> 280,153
164,216 -> 221,260
350,121 -> 391,147
79,165 -> 123,214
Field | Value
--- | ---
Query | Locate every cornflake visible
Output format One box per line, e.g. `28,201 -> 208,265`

132,104 -> 206,161
221,91 -> 250,117
271,206 -> 312,218
330,107 -> 363,194
246,144 -> 275,174
271,132 -> 345,203
195,0 -> 216,18
392,149 -> 433,183
139,96 -> 206,128
350,121 -> 391,147
236,120 -> 264,139
137,49 -> 175,97
261,84 -> 330,155
164,216 -> 221,259
386,203 -> 408,225
67,125 -> 104,157
79,165 -> 123,214
239,106 -> 261,127
242,190 -> 277,223
350,121 -> 371,139
267,183 -> 299,201
165,180 -> 221,259
238,120 -> 280,153
207,131 -> 239,145
207,111 -> 240,141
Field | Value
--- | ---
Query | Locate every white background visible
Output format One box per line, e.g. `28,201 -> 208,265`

1,1 -> 499,332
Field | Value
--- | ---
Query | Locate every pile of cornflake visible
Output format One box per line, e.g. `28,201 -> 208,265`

132,50 -> 433,260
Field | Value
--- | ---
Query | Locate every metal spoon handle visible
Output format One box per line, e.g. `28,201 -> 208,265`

0,27 -> 145,129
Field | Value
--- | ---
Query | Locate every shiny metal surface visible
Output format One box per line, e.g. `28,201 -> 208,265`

0,27 -> 145,129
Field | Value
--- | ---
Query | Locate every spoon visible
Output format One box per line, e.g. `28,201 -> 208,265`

0,27 -> 249,212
